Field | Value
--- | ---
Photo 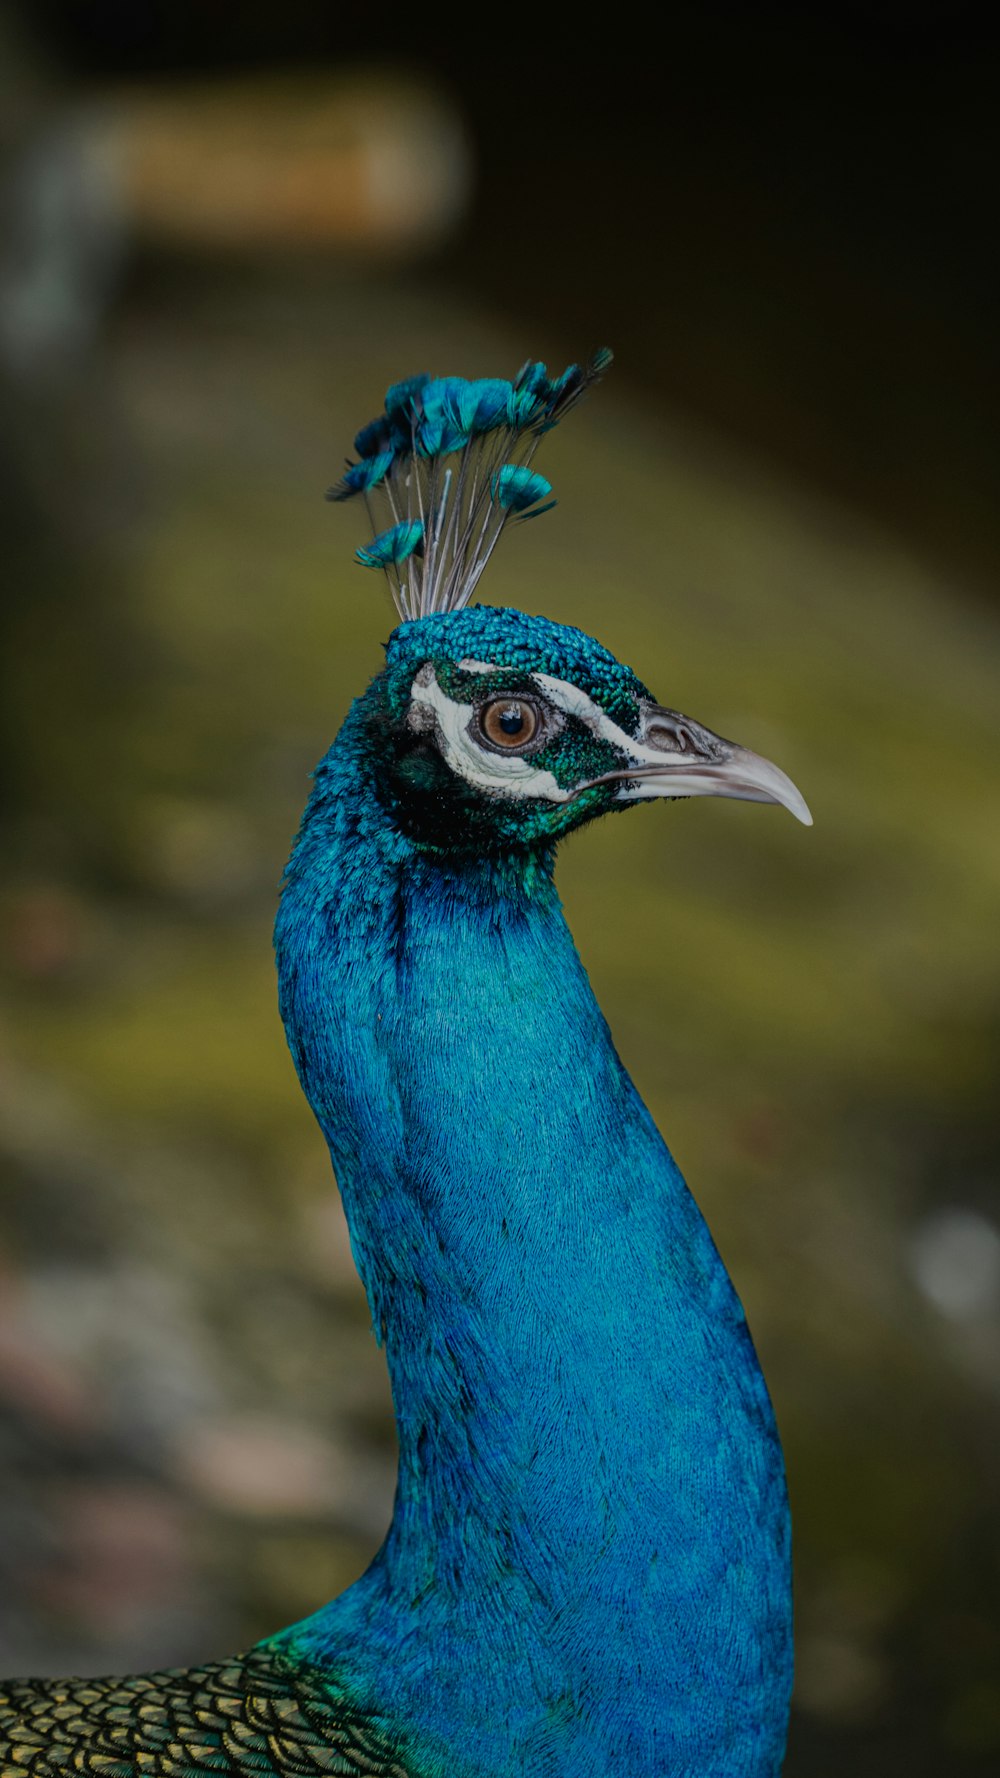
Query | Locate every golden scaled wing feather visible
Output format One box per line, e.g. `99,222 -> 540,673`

0,1645 -> 413,1778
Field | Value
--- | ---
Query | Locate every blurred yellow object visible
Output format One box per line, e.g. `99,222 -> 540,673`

87,71 -> 471,255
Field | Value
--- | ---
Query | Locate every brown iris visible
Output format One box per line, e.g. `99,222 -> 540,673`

479,697 -> 539,749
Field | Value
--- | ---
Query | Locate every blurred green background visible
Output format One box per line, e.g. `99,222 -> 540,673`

1,10 -> 998,1777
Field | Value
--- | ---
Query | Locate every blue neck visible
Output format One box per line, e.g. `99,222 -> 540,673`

272,689 -> 792,1778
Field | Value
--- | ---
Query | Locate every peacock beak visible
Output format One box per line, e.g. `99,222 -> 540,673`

615,703 -> 813,825
571,702 -> 812,825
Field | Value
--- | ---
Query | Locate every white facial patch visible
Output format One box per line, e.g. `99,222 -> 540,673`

532,672 -> 716,802
409,667 -> 572,803
532,672 -> 687,770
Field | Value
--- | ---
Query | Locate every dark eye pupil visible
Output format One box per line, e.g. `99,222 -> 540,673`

480,696 -> 539,749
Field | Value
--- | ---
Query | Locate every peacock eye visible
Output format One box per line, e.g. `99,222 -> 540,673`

479,697 -> 540,750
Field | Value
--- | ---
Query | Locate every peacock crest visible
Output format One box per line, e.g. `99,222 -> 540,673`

327,349 -> 613,621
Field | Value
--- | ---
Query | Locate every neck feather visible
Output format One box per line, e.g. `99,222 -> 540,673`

271,692 -> 792,1778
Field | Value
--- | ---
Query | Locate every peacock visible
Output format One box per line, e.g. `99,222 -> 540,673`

1,352 -> 811,1778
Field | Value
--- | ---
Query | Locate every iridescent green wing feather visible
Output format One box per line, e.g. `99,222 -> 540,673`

0,1645 -> 412,1778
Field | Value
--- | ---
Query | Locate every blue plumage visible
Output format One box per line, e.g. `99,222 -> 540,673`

271,596 -> 805,1776
356,520 -> 425,571
338,451 -> 395,498
327,353 -> 612,620
490,464 -> 554,514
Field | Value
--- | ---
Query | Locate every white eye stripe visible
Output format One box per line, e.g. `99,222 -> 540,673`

409,670 -> 571,803
532,673 -> 688,768
531,673 -> 639,754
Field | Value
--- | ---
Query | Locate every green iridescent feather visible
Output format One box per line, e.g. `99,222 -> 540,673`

0,1646 -> 415,1778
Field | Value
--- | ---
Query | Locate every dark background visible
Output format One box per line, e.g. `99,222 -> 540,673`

1,8 -> 998,1777
25,5 -> 1000,588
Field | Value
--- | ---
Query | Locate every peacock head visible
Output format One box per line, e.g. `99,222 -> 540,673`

331,354 -> 811,856
365,604 -> 810,854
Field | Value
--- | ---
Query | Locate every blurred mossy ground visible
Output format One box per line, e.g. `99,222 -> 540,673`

1,268 -> 999,1775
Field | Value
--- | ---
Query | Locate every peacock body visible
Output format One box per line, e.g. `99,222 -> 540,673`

1,354 -> 809,1778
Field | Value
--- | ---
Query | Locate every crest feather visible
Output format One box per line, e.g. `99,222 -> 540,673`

327,350 -> 612,621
